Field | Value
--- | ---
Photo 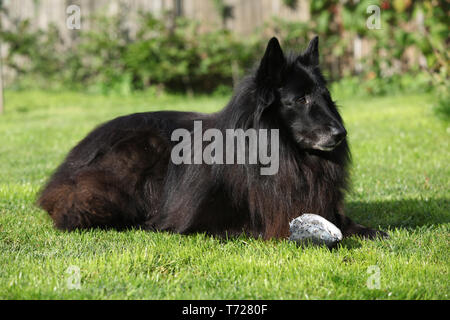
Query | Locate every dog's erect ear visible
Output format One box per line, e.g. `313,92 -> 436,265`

298,36 -> 319,66
256,37 -> 286,88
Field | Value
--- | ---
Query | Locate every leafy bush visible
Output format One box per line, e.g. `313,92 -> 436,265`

0,20 -> 65,81
1,12 -> 259,94
0,1 -> 447,100
123,14 -> 258,93
331,73 -> 434,99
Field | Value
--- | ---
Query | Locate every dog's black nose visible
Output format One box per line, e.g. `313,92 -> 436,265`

331,127 -> 347,142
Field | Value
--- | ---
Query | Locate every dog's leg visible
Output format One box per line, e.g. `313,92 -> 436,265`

334,212 -> 388,239
38,169 -> 144,231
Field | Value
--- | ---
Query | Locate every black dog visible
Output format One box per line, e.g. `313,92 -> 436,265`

38,37 -> 387,239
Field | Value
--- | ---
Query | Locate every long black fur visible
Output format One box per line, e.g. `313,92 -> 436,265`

37,37 -> 387,239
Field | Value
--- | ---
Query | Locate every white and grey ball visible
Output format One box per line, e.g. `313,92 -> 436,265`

289,214 -> 343,247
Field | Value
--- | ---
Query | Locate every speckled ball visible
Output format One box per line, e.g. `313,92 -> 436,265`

289,214 -> 343,247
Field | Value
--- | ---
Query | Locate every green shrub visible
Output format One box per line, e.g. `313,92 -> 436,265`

0,1 -> 447,100
0,20 -> 65,82
123,14 -> 258,93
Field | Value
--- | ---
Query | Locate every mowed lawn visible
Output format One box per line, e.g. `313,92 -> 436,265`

0,89 -> 448,299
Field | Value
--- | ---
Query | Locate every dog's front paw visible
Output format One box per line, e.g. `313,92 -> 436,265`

357,227 -> 389,240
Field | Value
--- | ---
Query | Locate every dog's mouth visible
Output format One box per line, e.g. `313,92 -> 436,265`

313,144 -> 335,152
296,132 -> 346,152
312,138 -> 344,152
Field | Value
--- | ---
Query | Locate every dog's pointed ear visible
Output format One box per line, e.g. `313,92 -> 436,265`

298,36 -> 319,66
256,37 -> 286,88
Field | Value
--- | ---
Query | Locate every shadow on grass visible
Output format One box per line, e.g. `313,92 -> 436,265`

345,198 -> 450,230
335,198 -> 449,250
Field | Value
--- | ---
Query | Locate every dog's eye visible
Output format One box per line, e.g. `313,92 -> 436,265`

296,96 -> 307,104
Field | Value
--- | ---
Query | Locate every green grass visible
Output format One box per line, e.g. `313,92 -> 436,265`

0,89 -> 449,299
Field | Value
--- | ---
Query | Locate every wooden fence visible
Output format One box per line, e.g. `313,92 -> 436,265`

1,0 -> 310,38
0,0 -> 311,86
